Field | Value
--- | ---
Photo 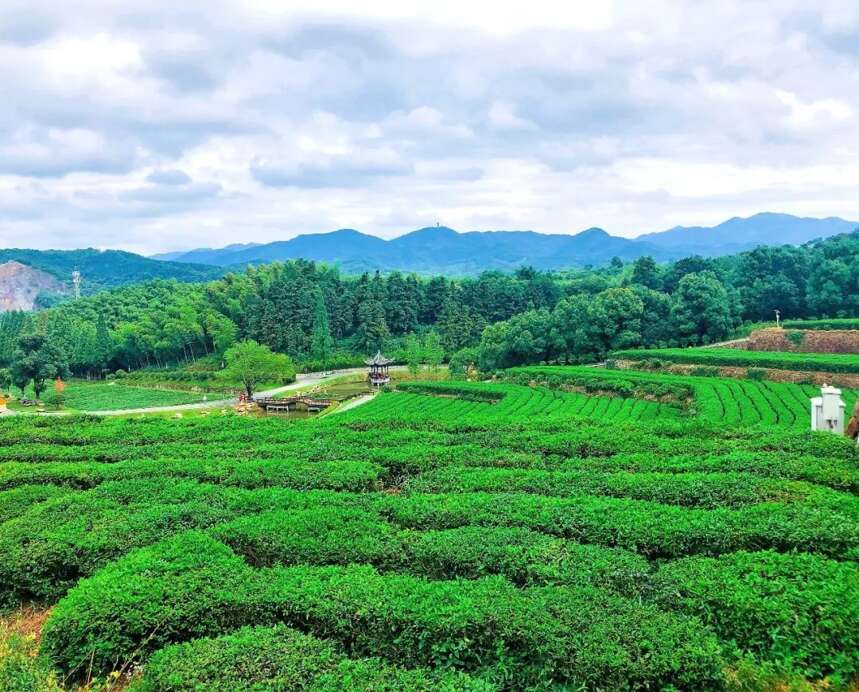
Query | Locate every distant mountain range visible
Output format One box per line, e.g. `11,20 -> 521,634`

1,213 -> 856,312
155,213 -> 858,275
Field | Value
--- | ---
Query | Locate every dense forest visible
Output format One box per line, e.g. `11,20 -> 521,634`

1,230 -> 857,378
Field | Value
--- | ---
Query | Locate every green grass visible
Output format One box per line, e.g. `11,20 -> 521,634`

11,380 -> 206,412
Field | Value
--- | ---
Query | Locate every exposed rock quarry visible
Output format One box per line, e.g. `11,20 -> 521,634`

0,261 -> 67,312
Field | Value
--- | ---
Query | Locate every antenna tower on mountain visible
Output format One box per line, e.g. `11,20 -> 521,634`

72,269 -> 81,299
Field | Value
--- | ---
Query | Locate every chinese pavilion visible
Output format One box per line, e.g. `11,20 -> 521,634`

365,351 -> 392,386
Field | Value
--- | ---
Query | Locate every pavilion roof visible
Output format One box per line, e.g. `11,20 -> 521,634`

365,350 -> 393,366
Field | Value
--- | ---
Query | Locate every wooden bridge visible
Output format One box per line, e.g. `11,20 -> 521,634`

253,395 -> 333,413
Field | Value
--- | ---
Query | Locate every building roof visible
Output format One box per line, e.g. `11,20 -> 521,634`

365,350 -> 393,366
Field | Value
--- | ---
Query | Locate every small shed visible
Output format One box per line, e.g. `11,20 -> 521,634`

366,351 -> 392,387
811,384 -> 845,434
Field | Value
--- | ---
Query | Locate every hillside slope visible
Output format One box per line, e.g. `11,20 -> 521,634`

0,261 -> 68,311
0,248 -> 222,297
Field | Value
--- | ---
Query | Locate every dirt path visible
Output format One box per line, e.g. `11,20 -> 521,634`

327,392 -> 376,416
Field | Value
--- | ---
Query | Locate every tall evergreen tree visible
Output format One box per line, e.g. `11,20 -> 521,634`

356,300 -> 389,355
310,289 -> 334,371
95,313 -> 113,374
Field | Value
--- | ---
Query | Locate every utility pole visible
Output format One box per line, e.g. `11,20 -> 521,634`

774,309 -> 780,328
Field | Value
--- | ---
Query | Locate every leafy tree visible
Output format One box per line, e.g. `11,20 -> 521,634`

630,256 -> 661,290
423,331 -> 444,373
10,332 -> 70,400
477,322 -> 509,372
0,367 -> 11,393
589,288 -> 645,355
384,272 -> 419,334
448,346 -> 479,379
420,276 -> 449,324
94,313 -> 113,374
552,295 -> 596,363
223,340 -> 295,397
671,271 -> 734,345
403,333 -> 423,376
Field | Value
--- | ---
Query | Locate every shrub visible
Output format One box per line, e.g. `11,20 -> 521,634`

43,532 -> 726,690
654,550 -> 859,683
690,366 -> 720,377
786,330 -> 806,347
746,368 -> 767,381
133,625 -> 492,691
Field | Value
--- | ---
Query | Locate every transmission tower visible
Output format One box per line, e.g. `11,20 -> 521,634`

72,270 -> 81,299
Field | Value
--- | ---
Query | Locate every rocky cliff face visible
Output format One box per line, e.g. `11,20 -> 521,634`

0,261 -> 67,312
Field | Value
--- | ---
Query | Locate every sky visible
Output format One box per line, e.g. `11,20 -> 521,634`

1,0 -> 858,255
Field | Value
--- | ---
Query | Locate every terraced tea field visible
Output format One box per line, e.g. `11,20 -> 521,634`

2,375 -> 859,689
509,365 -> 859,429
613,346 -> 859,374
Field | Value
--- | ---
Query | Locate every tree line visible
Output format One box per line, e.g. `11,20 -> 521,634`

1,229 -> 857,384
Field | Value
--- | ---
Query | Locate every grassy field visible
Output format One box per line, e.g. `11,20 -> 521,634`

8,380 -> 207,412
2,371 -> 859,689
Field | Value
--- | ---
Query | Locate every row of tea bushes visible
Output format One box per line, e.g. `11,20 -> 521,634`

42,531 -> 726,690
613,346 -> 859,374
45,531 -> 859,687
131,624 -> 494,691
509,364 -> 859,430
4,476 -> 859,606
212,508 -> 650,594
404,467 -> 812,508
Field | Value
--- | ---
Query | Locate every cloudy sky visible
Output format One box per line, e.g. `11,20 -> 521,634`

1,0 -> 858,254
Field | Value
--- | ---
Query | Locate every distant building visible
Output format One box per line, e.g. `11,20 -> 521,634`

366,351 -> 392,387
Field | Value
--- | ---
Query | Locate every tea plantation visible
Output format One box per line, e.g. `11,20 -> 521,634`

2,375 -> 859,689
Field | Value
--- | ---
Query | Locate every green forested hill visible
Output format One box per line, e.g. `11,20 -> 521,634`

0,248 -> 222,295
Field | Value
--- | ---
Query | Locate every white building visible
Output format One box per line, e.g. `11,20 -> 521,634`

811,385 -> 845,434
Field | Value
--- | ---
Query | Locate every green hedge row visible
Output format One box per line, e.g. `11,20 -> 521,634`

42,531 -> 725,689
4,478 -> 859,607
405,467 -> 810,509
396,381 -> 504,402
781,318 -> 859,331
0,480 -> 360,606
0,457 -> 383,493
612,347 -> 859,374
212,508 -> 650,594
566,451 -> 859,494
382,490 -> 859,561
653,550 -> 859,684
0,484 -> 72,523
507,367 -> 694,404
132,624 -> 493,691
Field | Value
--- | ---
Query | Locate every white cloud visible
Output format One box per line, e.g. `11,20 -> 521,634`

0,0 -> 858,252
